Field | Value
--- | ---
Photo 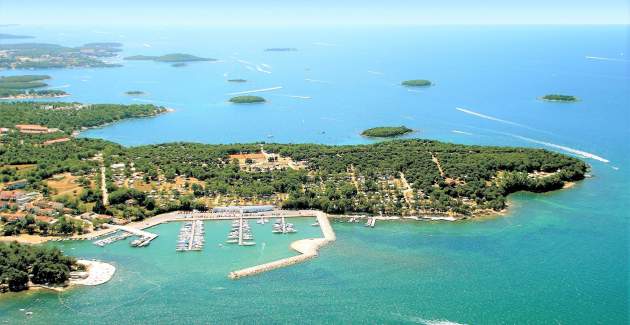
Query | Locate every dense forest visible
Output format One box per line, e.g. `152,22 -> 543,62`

0,242 -> 77,292
1,101 -> 588,221
0,75 -> 62,98
0,102 -> 167,132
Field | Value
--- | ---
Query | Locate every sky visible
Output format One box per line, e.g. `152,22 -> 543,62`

0,0 -> 628,26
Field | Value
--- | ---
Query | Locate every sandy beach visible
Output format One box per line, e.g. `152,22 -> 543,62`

70,260 -> 116,286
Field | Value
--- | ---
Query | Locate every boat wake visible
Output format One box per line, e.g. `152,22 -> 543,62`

256,65 -> 272,74
391,313 -> 467,325
228,86 -> 283,96
456,107 -> 525,128
452,130 -> 473,135
585,56 -> 628,62
511,134 -> 610,163
305,78 -> 330,84
367,70 -> 383,75
281,95 -> 312,99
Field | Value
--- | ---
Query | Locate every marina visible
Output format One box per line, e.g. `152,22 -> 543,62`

93,225 -> 159,247
93,232 -> 132,247
272,216 -> 297,234
227,217 -> 256,246
229,210 -> 335,279
176,220 -> 205,251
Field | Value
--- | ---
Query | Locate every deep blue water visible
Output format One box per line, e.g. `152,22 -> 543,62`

0,25 -> 628,324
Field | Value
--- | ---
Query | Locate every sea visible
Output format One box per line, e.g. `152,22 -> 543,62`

0,25 -> 628,324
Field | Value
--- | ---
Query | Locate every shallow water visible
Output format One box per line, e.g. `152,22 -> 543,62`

0,25 -> 628,324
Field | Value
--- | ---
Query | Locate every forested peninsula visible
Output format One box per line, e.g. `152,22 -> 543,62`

0,42 -> 122,69
0,102 -> 588,234
0,75 -> 68,99
0,242 -> 78,292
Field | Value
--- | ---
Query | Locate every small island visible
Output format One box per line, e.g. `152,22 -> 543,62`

124,53 -> 216,63
541,94 -> 579,102
229,95 -> 266,104
227,79 -> 247,83
124,90 -> 145,96
171,62 -> 187,67
401,79 -> 432,87
361,126 -> 413,138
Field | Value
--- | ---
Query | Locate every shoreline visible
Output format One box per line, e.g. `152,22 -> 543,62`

0,94 -> 70,100
0,178 -> 579,246
72,108 -> 173,137
2,259 -> 115,295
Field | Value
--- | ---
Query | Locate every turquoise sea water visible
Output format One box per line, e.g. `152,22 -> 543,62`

0,25 -> 628,324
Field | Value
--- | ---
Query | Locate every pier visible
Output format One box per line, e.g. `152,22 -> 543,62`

229,210 -> 335,279
272,216 -> 297,234
176,220 -> 205,251
94,224 -> 158,247
227,217 -> 255,246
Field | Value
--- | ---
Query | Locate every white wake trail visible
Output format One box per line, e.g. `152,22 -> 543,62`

511,134 -> 610,163
585,56 -> 628,62
456,107 -> 525,127
256,65 -> 272,74
305,78 -> 330,84
228,86 -> 283,96
452,130 -> 473,135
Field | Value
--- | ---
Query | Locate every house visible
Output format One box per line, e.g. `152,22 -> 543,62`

15,124 -> 51,134
79,212 -> 112,221
0,212 -> 25,222
16,192 -> 40,208
43,137 -> 71,146
35,215 -> 55,223
212,205 -> 274,214
0,127 -> 9,134
0,190 -> 25,202
4,179 -> 28,190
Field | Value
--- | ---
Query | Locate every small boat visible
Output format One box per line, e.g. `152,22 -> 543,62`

311,221 -> 319,226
